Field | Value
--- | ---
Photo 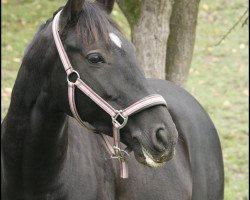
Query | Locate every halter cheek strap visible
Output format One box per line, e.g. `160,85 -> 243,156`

52,10 -> 167,178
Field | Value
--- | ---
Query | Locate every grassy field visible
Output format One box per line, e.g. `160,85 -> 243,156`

188,1 -> 248,199
2,0 -> 248,199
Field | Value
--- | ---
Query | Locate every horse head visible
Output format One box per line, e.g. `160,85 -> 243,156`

45,0 -> 178,167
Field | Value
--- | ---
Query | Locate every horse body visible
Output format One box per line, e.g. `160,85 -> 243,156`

1,1 -> 223,199
2,79 -> 223,200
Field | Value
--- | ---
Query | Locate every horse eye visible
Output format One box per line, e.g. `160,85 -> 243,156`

87,53 -> 105,64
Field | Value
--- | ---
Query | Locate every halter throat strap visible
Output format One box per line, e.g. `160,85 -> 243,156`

52,10 -> 167,178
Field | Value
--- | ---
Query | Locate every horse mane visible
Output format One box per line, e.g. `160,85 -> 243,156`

11,1 -> 121,115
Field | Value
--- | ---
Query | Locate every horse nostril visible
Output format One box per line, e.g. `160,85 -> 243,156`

151,126 -> 168,153
156,127 -> 168,145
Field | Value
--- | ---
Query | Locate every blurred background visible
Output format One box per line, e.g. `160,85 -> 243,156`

2,0 -> 248,199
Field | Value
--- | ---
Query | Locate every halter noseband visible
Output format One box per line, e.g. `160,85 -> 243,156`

52,10 -> 167,178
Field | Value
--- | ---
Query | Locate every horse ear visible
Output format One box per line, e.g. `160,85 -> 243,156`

96,0 -> 115,14
60,0 -> 85,30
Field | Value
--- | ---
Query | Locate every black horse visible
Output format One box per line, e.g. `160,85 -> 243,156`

1,0 -> 224,199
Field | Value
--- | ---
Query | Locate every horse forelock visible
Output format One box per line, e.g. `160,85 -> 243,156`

31,2 -> 121,53
76,2 -> 121,46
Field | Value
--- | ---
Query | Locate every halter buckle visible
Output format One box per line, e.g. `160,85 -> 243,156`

112,111 -> 128,129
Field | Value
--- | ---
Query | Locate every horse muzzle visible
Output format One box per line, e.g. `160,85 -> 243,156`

130,119 -> 178,167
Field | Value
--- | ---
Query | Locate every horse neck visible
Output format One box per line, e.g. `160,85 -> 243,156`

2,56 -> 69,189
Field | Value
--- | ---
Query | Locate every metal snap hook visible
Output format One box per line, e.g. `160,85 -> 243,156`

112,146 -> 130,161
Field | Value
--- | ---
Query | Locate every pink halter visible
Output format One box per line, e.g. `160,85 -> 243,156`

52,10 -> 167,178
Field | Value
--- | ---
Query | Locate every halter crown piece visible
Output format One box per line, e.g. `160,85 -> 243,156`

52,10 -> 167,178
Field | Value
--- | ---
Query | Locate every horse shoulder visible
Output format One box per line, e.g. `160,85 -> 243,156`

60,117 -> 117,200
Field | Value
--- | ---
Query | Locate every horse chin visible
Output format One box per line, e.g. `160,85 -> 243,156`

141,147 -> 167,167
133,145 -> 175,168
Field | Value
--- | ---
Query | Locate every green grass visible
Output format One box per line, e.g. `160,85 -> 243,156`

2,0 -> 248,199
187,1 -> 248,199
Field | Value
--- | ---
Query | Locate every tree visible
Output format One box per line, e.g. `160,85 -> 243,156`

116,0 -> 200,87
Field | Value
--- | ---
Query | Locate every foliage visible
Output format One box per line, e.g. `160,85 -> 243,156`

2,0 -> 248,199
116,0 -> 141,27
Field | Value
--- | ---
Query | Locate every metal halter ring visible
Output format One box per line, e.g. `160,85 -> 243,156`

67,70 -> 80,84
112,111 -> 128,129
